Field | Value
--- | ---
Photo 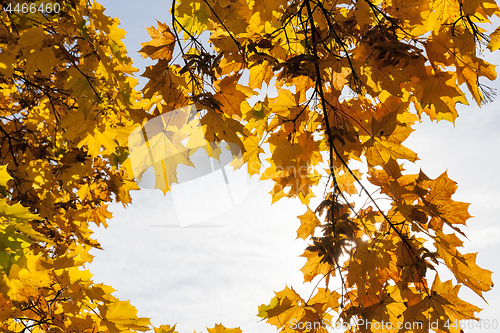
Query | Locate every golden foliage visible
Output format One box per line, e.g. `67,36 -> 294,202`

1,0 -> 499,332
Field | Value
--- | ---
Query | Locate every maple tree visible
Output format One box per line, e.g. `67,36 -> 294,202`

0,0 -> 499,332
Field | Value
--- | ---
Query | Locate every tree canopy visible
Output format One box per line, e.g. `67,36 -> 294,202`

0,0 -> 499,332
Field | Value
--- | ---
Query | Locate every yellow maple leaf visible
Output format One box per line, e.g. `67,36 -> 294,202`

299,249 -> 332,283
174,0 -> 210,38
140,21 -> 176,61
417,68 -> 468,123
257,286 -> 306,329
0,199 -> 39,221
296,207 -> 320,240
488,26 -> 500,51
422,171 -> 472,226
248,61 -> 274,89
242,134 -> 264,176
100,300 -> 151,332
404,274 -> 482,333
0,165 -> 11,188
308,288 -> 340,313
214,74 -> 255,118
154,324 -> 179,333
364,111 -> 418,167
434,230 -> 493,300
207,324 -> 243,333
201,109 -> 246,154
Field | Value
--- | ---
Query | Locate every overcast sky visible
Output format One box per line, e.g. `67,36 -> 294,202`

88,1 -> 500,332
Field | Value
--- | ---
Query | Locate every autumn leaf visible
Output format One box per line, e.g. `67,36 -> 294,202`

242,134 -> 264,176
249,61 -> 274,89
99,300 -> 151,332
421,171 -> 472,226
434,231 -> 493,300
488,26 -> 500,51
207,324 -> 243,333
416,69 -> 468,122
364,111 -> 418,167
0,165 -> 11,189
404,275 -> 482,333
257,286 -> 306,330
0,198 -> 39,223
140,21 -> 176,61
201,109 -> 246,154
214,74 -> 256,118
299,249 -> 332,283
296,207 -> 320,240
308,288 -> 340,314
154,324 -> 179,333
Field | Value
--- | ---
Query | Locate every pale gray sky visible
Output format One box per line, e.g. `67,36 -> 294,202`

88,1 -> 500,332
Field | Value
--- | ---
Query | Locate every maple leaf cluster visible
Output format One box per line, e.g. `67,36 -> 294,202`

0,1 -> 151,332
166,0 -> 497,331
0,0 -> 499,332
